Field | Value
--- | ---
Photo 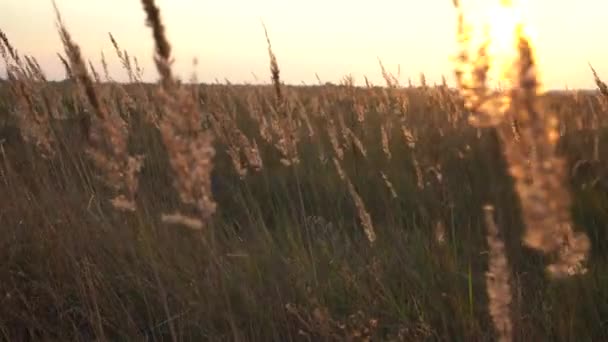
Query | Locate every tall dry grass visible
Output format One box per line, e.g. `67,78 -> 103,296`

0,1 -> 607,340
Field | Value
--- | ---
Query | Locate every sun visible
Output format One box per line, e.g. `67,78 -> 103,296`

457,0 -> 538,89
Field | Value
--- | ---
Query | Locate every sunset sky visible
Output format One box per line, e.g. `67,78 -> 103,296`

1,0 -> 606,90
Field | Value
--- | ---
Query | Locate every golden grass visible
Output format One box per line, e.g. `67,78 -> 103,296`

453,0 -> 590,279
0,0 -> 606,340
141,0 -> 216,228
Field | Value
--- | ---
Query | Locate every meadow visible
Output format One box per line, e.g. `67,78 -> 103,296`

1,0 -> 608,341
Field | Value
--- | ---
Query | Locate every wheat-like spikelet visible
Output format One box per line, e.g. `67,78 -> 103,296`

141,0 -> 216,226
400,124 -> 424,189
268,104 -> 300,166
54,1 -> 142,211
100,51 -> 111,81
0,28 -> 20,66
133,56 -> 144,81
0,31 -> 57,157
590,64 -> 608,100
483,205 -> 513,342
257,39 -> 300,166
346,177 -> 376,244
590,65 -> 608,160
262,22 -> 282,104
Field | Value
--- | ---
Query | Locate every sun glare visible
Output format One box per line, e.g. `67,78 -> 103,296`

459,0 -> 538,89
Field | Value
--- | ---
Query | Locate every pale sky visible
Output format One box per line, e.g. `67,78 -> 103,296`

0,0 -> 607,89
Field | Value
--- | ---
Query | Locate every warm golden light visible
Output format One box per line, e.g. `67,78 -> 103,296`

487,1 -> 522,86
1,0 -> 607,88
458,0 -> 535,89
454,0 -> 591,283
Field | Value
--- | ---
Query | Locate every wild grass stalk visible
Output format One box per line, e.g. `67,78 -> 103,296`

452,0 -> 590,278
0,1 -> 607,340
54,1 -> 143,211
140,0 -> 216,227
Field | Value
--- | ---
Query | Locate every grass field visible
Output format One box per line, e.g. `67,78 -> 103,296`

1,1 -> 608,341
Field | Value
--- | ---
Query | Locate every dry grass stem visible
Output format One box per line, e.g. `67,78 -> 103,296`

332,157 -> 376,243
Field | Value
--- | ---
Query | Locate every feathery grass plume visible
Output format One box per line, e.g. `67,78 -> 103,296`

141,0 -> 217,225
109,33 -> 137,82
590,65 -> 608,154
259,23 -> 299,165
123,50 -> 134,80
378,58 -> 398,88
0,32 -> 56,157
262,22 -> 282,104
54,1 -> 143,211
266,99 -> 300,166
332,157 -> 376,244
401,125 -> 424,189
54,6 -> 100,137
134,56 -> 144,81
108,33 -> 123,60
483,205 -> 513,342
0,34 -> 6,61
141,0 -> 172,87
453,0 -> 589,277
7,68 -> 57,157
0,28 -> 21,65
590,63 -> 608,100
510,34 -> 589,275
100,51 -> 111,81
354,99 -> 366,123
